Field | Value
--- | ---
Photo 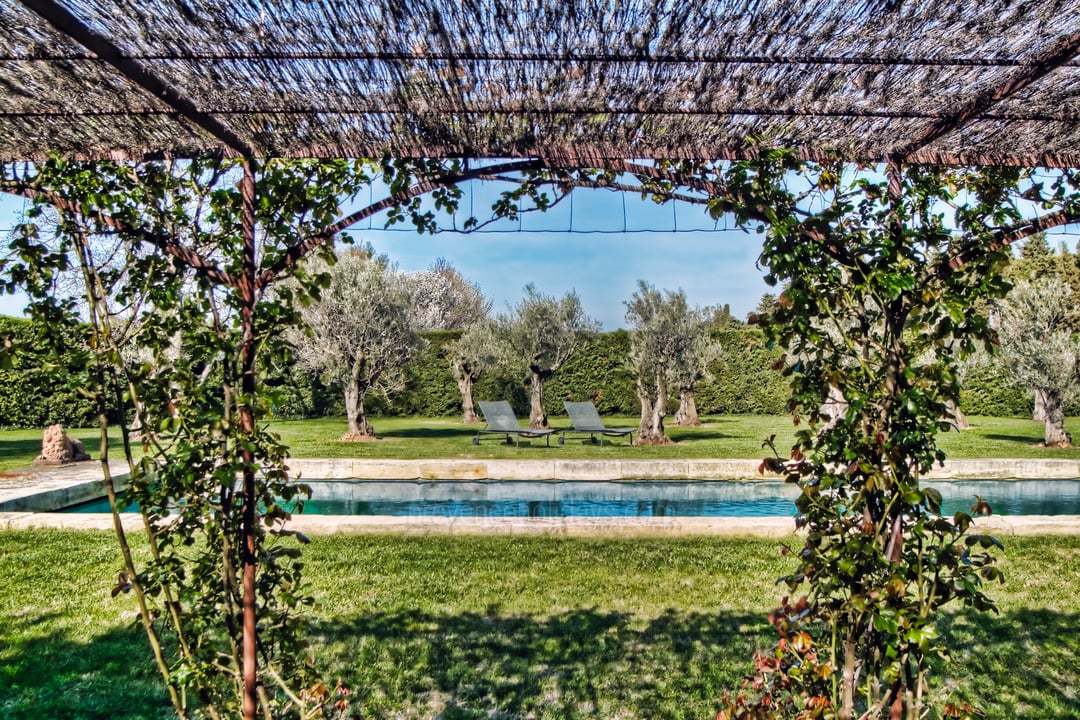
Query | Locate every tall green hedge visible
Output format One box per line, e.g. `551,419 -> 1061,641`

694,327 -> 790,415
959,361 -> 1080,417
380,327 -> 788,418
0,316 -> 1049,424
374,331 -> 466,417
263,359 -> 340,419
303,326 -> 1041,420
960,362 -> 1031,417
0,315 -> 99,429
545,330 -> 637,415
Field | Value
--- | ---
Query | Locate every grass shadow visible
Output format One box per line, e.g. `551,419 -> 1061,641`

2,603 -> 1078,719
314,607 -> 766,719
0,437 -> 42,459
0,615 -> 173,720
938,608 -> 1080,716
375,426 -> 479,440
982,433 -> 1042,444
308,606 -> 1080,719
668,429 -> 737,441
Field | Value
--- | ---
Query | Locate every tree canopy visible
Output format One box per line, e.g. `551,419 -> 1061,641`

998,277 -> 1080,447
625,281 -> 708,444
499,284 -> 600,429
291,248 -> 425,439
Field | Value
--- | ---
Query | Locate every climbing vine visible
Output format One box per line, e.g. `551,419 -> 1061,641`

711,158 -> 1080,719
0,155 -> 534,719
5,151 -> 1079,720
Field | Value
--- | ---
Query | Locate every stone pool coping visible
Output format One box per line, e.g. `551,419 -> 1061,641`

5,512 -> 1080,537
289,457 -> 1080,482
2,457 -> 1080,536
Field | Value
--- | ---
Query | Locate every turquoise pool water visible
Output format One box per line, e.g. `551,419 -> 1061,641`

60,479 -> 1080,517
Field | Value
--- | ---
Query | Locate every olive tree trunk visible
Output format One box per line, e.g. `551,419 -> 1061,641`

1042,389 -> 1072,447
819,383 -> 848,431
528,370 -> 550,429
455,370 -> 480,424
672,389 -> 700,426
636,372 -> 672,444
945,398 -> 970,430
343,383 -> 376,438
1034,388 -> 1047,422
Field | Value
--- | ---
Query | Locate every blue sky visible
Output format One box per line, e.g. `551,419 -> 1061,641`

357,180 -> 769,329
7,175 -> 1080,329
0,181 -> 771,329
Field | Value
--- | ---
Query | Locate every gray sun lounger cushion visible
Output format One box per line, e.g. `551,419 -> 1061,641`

559,401 -> 635,445
474,400 -> 555,446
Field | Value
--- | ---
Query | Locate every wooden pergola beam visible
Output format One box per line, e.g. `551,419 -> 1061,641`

17,0 -> 256,159
7,49 -> 1078,68
893,29 -> 1080,161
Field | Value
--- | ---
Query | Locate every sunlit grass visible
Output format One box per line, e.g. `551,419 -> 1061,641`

0,427 -> 126,472
4,415 -> 1080,472
1,531 -> 1078,719
248,414 -> 1080,461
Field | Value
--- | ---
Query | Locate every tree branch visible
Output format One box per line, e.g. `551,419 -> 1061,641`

257,159 -> 545,288
949,207 -> 1080,270
1,179 -> 234,287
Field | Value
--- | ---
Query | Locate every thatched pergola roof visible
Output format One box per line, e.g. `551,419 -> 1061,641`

1,0 -> 1079,167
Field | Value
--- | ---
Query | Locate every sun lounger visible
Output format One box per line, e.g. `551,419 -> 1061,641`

559,401 -> 635,446
473,400 -> 555,446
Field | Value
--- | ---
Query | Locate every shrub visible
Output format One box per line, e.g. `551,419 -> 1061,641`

0,315 -> 99,428
694,327 -> 788,415
546,330 -> 637,415
393,331 -> 464,417
960,361 -> 1032,417
6,315 -> 1041,425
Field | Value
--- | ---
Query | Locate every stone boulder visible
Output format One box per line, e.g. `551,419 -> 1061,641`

33,424 -> 91,465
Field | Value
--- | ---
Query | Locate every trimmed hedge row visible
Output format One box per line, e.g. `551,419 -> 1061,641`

695,328 -> 791,416
271,327 -> 1046,420
357,327 -> 1034,419
0,316 -> 100,428
960,362 -> 1033,418
0,316 -> 1046,427
367,328 -> 786,419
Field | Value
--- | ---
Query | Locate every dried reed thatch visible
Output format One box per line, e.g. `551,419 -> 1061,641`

1,0 -> 1078,166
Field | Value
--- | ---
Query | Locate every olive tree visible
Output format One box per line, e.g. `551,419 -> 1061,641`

671,318 -> 722,427
292,248 -> 425,440
408,257 -> 491,332
500,284 -> 599,428
624,282 -> 702,443
445,319 -> 509,423
406,258 -> 498,422
998,277 -> 1080,447
1002,234 -> 1080,421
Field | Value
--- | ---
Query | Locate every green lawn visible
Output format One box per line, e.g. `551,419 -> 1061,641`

1,531 -> 1077,719
3,415 -> 1078,717
0,427 -> 133,473
5,414 -> 1080,472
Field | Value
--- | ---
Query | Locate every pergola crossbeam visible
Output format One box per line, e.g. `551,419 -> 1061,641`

893,29 -> 1080,162
16,0 -> 255,158
5,50 -> 1079,68
1,1 -> 1079,168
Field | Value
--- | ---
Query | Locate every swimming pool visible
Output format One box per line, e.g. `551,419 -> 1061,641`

60,478 -> 1080,517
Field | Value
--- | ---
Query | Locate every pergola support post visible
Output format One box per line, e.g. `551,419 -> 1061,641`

239,159 -> 259,720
